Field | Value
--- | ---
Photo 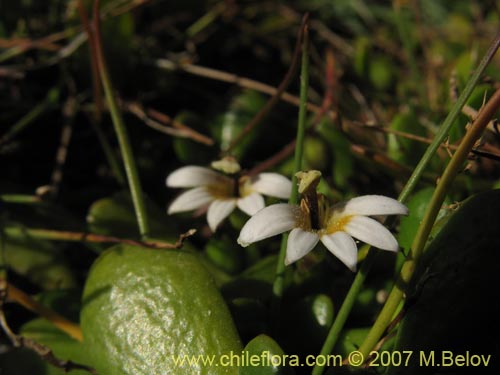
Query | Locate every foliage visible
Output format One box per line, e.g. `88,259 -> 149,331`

1,1 -> 499,374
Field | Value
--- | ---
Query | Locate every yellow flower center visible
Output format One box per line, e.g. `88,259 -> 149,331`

238,176 -> 254,198
324,213 -> 353,235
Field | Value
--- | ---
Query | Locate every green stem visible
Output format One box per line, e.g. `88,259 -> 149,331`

311,251 -> 377,375
358,86 -> 500,359
272,22 -> 309,306
312,32 -> 500,375
185,2 -> 225,38
89,119 -> 127,186
0,88 -> 59,145
92,0 -> 149,238
393,2 -> 425,103
0,195 -> 41,204
398,32 -> 500,204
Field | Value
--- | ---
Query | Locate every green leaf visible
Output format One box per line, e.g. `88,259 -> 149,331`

172,111 -> 214,164
240,334 -> 295,375
19,318 -> 91,375
3,234 -> 76,290
317,120 -> 354,189
211,90 -> 266,159
397,187 -> 452,252
81,244 -> 242,375
388,110 -> 427,166
205,236 -> 246,275
86,191 -> 174,239
389,189 -> 500,374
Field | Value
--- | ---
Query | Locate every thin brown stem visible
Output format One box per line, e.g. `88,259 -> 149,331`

223,13 -> 310,154
0,307 -> 96,374
124,102 -> 214,145
4,226 -> 196,250
77,0 -> 103,121
5,284 -> 82,341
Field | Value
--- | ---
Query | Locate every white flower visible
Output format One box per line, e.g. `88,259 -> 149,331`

237,195 -> 408,271
166,165 -> 292,232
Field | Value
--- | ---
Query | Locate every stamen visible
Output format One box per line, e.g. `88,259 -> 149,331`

296,170 -> 322,230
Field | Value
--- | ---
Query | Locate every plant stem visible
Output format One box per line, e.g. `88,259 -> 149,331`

6,284 -> 83,341
272,19 -> 309,311
398,32 -> 500,203
3,226 -> 195,249
92,0 -> 150,238
0,88 -> 59,146
312,32 -> 500,375
358,85 -> 500,359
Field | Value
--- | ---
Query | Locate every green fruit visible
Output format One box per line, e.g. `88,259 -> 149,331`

81,244 -> 242,375
389,190 -> 500,374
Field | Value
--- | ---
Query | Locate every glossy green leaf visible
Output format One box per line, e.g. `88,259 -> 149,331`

81,244 -> 242,375
240,334 -> 295,375
211,90 -> 266,159
389,189 -> 500,374
397,187 -> 452,252
172,111 -> 214,164
205,236 -> 246,275
388,110 -> 426,166
3,235 -> 76,290
19,318 -> 91,375
86,191 -> 174,239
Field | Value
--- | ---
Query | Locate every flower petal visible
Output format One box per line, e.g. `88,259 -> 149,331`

167,187 -> 214,214
344,216 -> 399,251
333,195 -> 408,217
320,232 -> 358,272
285,228 -> 319,265
237,192 -> 265,216
166,166 -> 225,188
207,199 -> 237,232
237,204 -> 299,247
250,173 -> 292,199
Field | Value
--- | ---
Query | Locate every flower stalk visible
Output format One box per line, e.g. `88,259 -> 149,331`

92,0 -> 150,238
272,19 -> 310,304
312,31 -> 500,375
357,85 -> 500,360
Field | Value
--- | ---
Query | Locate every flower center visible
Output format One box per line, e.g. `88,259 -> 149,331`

325,213 -> 353,235
206,179 -> 234,199
296,171 -> 323,231
238,176 -> 255,199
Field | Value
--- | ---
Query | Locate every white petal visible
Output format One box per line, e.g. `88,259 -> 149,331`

166,166 -> 226,188
320,232 -> 358,272
167,187 -> 214,214
285,228 -> 319,265
250,173 -> 292,199
207,199 -> 237,231
237,204 -> 299,247
237,192 -> 265,216
344,216 -> 399,251
333,195 -> 408,217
